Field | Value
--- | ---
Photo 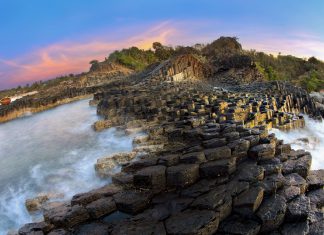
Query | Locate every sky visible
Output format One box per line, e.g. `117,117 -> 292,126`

0,0 -> 324,90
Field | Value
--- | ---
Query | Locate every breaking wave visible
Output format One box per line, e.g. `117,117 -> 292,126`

0,99 -> 134,234
270,116 -> 324,170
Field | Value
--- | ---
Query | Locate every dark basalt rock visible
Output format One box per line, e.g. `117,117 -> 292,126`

281,221 -> 310,235
233,186 -> 264,216
200,158 -> 236,178
113,190 -> 152,215
71,184 -> 121,206
256,195 -> 287,233
286,195 -> 310,222
218,215 -> 261,235
248,144 -> 275,160
111,220 -> 166,235
44,204 -> 90,228
191,185 -> 227,210
179,151 -> 206,164
133,165 -> 166,193
307,188 -> 324,209
284,173 -> 307,194
166,164 -> 200,188
203,138 -> 227,148
282,154 -> 312,178
278,185 -> 301,202
85,197 -> 117,219
236,161 -> 264,182
258,173 -> 285,195
158,154 -> 180,166
48,229 -> 69,235
15,66 -> 323,235
181,178 -> 223,198
73,222 -> 109,235
165,209 -> 219,235
204,146 -> 231,161
18,222 -> 52,235
307,170 -> 324,190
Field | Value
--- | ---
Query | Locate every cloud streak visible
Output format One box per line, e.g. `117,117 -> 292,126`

0,20 -> 323,90
0,21 -> 179,89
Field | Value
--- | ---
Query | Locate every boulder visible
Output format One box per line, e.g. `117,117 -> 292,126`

92,120 -> 113,131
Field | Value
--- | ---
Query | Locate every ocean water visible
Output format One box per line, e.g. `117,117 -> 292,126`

270,116 -> 324,170
0,99 -> 134,234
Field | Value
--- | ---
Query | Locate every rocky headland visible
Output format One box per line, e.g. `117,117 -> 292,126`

5,37 -> 324,234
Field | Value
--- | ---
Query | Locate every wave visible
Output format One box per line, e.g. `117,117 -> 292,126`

270,116 -> 324,170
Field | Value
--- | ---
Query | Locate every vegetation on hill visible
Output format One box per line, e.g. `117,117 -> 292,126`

2,37 -> 324,95
106,47 -> 158,71
247,51 -> 324,91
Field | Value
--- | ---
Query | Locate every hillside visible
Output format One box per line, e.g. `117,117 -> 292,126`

1,37 -> 324,122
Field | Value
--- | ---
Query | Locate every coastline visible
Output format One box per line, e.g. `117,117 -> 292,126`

0,94 -> 93,124
16,78 -> 324,234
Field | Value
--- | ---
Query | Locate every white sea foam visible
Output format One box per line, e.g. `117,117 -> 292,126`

0,99 -> 134,234
270,116 -> 324,170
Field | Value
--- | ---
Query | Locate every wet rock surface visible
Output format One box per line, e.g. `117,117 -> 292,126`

16,54 -> 323,234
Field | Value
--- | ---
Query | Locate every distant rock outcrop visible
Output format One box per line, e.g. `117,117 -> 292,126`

147,54 -> 212,81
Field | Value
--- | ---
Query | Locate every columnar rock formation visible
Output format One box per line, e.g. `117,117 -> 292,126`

17,53 -> 323,235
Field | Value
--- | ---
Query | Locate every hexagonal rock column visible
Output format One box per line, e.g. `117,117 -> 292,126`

233,187 -> 264,216
113,191 -> 152,215
43,204 -> 90,228
133,165 -> 166,193
248,144 -> 275,161
165,209 -> 219,235
166,164 -> 200,188
256,195 -> 287,233
200,158 -> 236,178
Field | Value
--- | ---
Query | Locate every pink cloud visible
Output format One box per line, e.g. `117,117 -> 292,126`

1,20 -> 323,90
0,21 -> 179,89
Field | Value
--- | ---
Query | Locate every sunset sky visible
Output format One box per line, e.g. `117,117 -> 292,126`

0,0 -> 324,89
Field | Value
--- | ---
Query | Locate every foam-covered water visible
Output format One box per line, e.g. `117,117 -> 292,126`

270,116 -> 324,170
0,99 -> 134,234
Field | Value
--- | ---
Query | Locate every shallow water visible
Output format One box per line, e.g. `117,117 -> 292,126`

270,116 -> 324,170
0,99 -> 134,234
